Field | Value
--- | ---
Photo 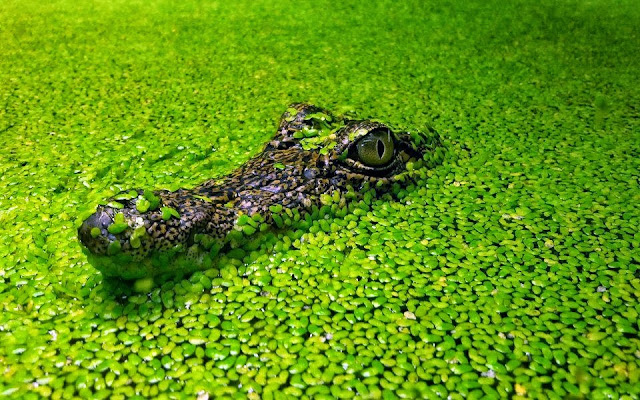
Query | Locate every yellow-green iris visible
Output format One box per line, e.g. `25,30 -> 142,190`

356,130 -> 394,166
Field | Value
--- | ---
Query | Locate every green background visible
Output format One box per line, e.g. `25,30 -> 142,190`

1,0 -> 639,398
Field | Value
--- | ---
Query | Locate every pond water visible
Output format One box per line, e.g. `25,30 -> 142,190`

1,0 -> 639,398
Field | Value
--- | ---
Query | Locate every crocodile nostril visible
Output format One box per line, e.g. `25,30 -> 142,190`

78,210 -> 113,246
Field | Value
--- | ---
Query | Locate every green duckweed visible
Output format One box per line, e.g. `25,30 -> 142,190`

160,207 -> 180,221
1,0 -> 640,398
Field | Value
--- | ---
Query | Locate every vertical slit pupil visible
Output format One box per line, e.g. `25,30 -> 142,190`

377,140 -> 385,158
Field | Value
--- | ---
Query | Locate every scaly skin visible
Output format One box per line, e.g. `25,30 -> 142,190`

78,104 -> 444,281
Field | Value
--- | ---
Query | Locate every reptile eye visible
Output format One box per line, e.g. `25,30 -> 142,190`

356,130 -> 394,167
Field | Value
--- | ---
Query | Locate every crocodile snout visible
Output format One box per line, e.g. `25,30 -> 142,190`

78,208 -> 115,255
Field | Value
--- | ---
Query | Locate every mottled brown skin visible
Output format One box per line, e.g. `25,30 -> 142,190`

78,104 -> 442,278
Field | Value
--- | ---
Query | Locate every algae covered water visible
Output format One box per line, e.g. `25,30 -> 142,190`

1,0 -> 639,398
